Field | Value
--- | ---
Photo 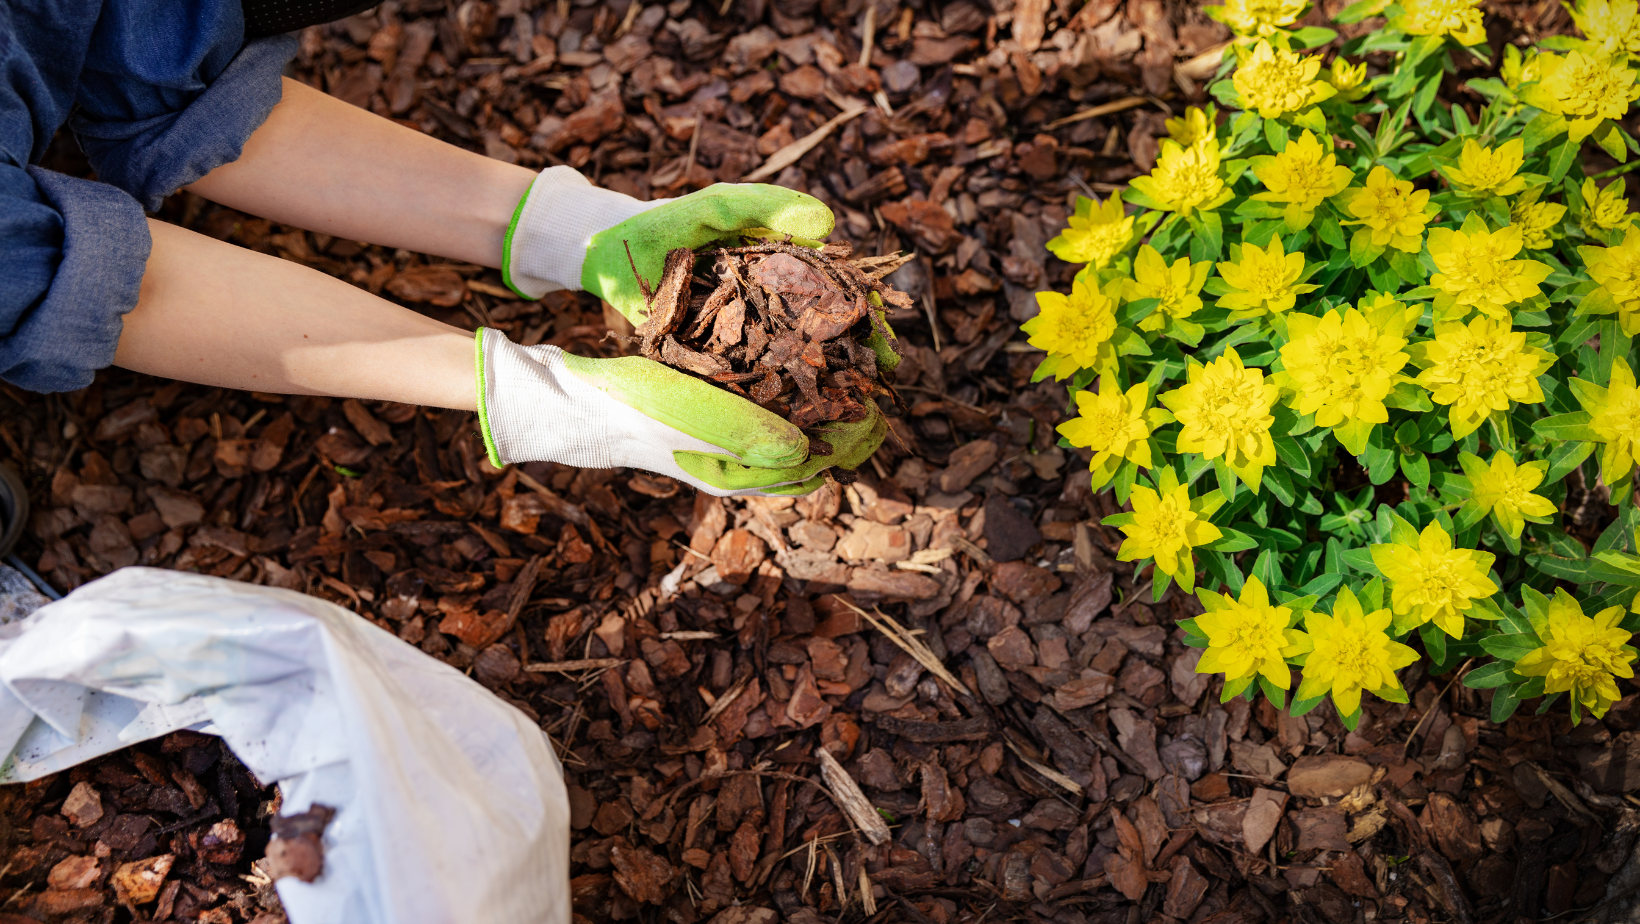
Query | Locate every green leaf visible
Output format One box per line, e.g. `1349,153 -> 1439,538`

1534,412 -> 1601,441
1420,622 -> 1448,665
1543,440 -> 1597,484
1479,632 -> 1541,661
1265,118 -> 1290,153
1491,683 -> 1524,722
1207,529 -> 1261,553
1463,661 -> 1517,689
1289,693 -> 1328,717
1272,436 -> 1312,479
1546,136 -> 1579,182
1400,450 -> 1431,489
1291,26 -> 1339,47
1339,547 -> 1382,575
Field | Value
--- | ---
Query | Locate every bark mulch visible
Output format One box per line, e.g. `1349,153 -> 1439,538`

4,0 -> 1640,922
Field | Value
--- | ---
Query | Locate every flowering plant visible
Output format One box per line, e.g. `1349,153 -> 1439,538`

1037,0 -> 1640,726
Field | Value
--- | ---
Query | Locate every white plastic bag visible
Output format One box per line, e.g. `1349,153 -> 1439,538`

0,567 -> 570,924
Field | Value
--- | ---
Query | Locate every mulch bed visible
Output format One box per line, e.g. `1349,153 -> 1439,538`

4,0 -> 1640,922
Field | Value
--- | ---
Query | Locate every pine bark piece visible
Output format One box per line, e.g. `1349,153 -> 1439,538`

636,248 -> 698,358
815,747 -> 891,846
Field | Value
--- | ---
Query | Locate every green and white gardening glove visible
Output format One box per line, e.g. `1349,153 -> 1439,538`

474,329 -> 887,497
500,166 -> 835,321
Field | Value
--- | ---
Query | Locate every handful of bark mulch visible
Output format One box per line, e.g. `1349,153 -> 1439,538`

632,238 -> 914,464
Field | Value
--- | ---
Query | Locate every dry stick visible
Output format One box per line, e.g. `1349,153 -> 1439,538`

1401,658 -> 1474,758
524,657 -> 626,673
1042,95 -> 1151,131
1005,740 -> 1083,796
815,747 -> 892,845
830,595 -> 972,696
744,106 -> 868,182
624,240 -> 652,304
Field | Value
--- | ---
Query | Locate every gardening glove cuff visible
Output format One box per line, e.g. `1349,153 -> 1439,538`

501,166 -> 668,300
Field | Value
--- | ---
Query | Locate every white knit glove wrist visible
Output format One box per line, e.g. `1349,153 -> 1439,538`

501,166 -> 667,299
476,330 -> 754,495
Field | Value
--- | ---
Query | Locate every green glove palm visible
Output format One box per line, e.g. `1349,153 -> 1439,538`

583,183 -> 834,323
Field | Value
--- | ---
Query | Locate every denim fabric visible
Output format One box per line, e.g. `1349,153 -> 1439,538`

0,0 -> 297,393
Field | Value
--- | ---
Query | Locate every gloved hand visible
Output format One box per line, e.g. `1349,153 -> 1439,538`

501,166 -> 835,321
474,329 -> 886,497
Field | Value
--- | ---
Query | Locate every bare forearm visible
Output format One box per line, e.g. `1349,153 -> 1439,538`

185,78 -> 535,268
116,220 -> 477,410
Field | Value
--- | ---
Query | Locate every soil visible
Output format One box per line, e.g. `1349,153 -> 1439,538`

3,0 -> 1640,922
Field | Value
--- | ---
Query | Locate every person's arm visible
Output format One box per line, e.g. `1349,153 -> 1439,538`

116,219 -> 477,409
183,77 -> 534,268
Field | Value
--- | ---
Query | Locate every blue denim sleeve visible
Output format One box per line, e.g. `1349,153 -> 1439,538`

72,29 -> 298,211
0,167 -> 151,393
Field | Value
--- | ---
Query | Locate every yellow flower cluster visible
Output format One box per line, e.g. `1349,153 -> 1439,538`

1580,228 -> 1640,333
1517,591 -> 1637,719
1521,49 -> 1640,141
1251,130 -> 1353,229
1572,356 -> 1640,484
1408,316 -> 1556,439
1394,0 -> 1486,44
1232,41 -> 1336,119
1372,521 -> 1499,637
1276,298 -> 1420,452
1130,138 -> 1231,216
1024,272 -> 1120,380
1160,349 -> 1280,491
1427,223 -> 1553,320
1337,167 -> 1435,253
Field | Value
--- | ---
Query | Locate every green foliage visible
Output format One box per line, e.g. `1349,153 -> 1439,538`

1034,2 -> 1640,725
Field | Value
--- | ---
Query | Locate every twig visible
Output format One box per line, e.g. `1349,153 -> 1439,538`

1043,95 -> 1150,131
830,595 -> 972,696
816,746 -> 892,845
1402,658 -> 1473,758
524,658 -> 626,673
624,240 -> 653,305
744,106 -> 868,182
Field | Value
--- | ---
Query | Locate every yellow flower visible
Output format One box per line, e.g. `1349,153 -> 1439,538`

1277,301 -> 1420,451
1047,193 -> 1136,268
1408,316 -> 1556,439
1216,237 -> 1318,317
1207,0 -> 1308,36
1521,50 -> 1640,142
1442,139 -> 1529,198
1231,41 -> 1337,119
1127,245 -> 1212,333
1107,468 -> 1223,591
1129,139 -> 1231,216
1569,0 -> 1640,58
1393,0 -> 1487,44
1427,224 -> 1553,321
1570,355 -> 1640,484
1160,347 -> 1280,491
1579,227 -> 1640,335
1370,521 -> 1498,637
1166,106 -> 1216,146
1515,589 -> 1637,720
1583,176 -> 1637,232
1325,57 -> 1370,100
1336,166 -> 1435,253
1058,377 -> 1161,490
1194,577 -> 1309,693
1251,130 -> 1355,229
1459,451 -> 1558,538
1024,272 -> 1120,380
1511,198 -> 1567,250
1502,45 -> 1543,90
1295,586 -> 1419,717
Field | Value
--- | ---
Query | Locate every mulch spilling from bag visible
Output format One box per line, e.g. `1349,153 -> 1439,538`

5,0 -> 1638,922
0,732 -> 285,924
